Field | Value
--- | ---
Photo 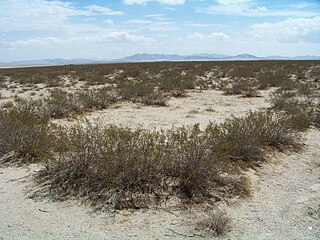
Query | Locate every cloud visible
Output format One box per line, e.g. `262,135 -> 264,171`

127,17 -> 179,31
103,19 -> 114,25
145,14 -> 165,18
208,32 -> 230,41
123,0 -> 185,5
0,0 -> 124,32
200,0 -> 319,17
9,32 -> 154,47
216,0 -> 252,5
187,32 -> 230,41
188,32 -> 205,40
85,5 -> 124,16
187,23 -> 210,27
250,16 -> 320,43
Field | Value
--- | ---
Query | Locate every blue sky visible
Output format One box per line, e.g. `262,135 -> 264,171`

1,0 -> 320,61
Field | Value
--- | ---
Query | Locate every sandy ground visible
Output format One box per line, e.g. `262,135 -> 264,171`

54,89 -> 273,130
220,128 -> 320,240
0,88 -> 319,239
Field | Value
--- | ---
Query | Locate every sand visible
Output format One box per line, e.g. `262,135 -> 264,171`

55,89 -> 273,129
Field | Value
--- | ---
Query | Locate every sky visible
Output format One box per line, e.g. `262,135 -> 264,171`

1,0 -> 320,61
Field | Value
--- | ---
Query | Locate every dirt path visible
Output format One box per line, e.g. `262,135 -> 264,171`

0,131 -> 319,239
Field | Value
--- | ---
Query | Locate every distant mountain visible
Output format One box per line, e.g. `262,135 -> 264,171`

230,54 -> 258,60
113,53 -> 320,62
185,53 -> 229,60
114,53 -> 184,62
1,54 -> 320,68
113,53 -> 256,62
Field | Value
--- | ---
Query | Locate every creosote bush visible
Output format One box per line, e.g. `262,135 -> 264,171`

270,89 -> 317,131
197,210 -> 231,236
208,111 -> 301,163
32,109 -> 305,209
166,124 -> 217,200
0,108 -> 53,163
223,78 -> 260,97
36,123 -> 168,209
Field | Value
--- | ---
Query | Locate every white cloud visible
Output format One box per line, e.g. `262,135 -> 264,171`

187,32 -> 230,41
216,0 -> 252,5
128,19 -> 153,24
145,14 -> 165,18
0,0 -> 124,32
200,0 -> 319,17
103,19 -> 114,25
123,0 -> 185,5
250,16 -> 320,43
9,32 -> 154,47
188,32 -> 205,40
127,17 -> 179,31
208,32 -> 230,41
85,5 -> 124,16
187,23 -> 210,27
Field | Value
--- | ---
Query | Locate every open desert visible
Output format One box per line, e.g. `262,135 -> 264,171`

0,60 -> 319,240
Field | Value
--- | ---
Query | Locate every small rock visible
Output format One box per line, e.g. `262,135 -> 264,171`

308,226 -> 313,230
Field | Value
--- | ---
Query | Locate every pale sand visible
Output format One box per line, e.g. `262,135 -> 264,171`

55,88 -> 273,129
0,88 -> 319,239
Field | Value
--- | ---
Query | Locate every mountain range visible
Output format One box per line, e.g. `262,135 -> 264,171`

1,54 -> 320,67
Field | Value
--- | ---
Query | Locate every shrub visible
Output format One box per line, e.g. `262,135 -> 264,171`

42,89 -> 83,118
1,101 -> 14,109
77,87 -> 118,110
257,69 -> 291,89
118,81 -> 154,101
270,91 -> 313,131
230,65 -> 254,78
166,124 -> 218,200
211,111 -> 301,162
223,78 -> 260,97
32,109 -> 304,209
35,123 -> 167,209
141,92 -> 167,106
197,210 -> 231,236
0,108 -> 53,163
159,71 -> 195,93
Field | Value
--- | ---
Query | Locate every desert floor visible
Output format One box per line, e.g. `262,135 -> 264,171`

0,89 -> 319,239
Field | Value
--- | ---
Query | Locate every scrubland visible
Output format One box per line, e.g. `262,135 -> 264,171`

0,61 -> 319,239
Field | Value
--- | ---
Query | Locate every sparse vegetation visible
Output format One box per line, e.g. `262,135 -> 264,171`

0,60 -> 319,213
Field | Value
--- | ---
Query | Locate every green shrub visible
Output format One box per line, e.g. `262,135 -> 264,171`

223,78 -> 259,97
166,124 -> 218,200
211,111 -> 301,162
257,69 -> 291,89
35,123 -> 167,209
77,87 -> 118,110
118,81 -> 154,101
270,91 -> 313,131
0,109 -> 53,163
42,89 -> 83,118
